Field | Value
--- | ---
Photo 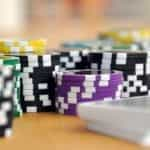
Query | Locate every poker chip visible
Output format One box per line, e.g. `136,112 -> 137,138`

62,40 -> 114,50
56,69 -> 123,115
62,41 -> 92,49
0,56 -> 22,117
89,51 -> 150,97
0,39 -> 46,54
101,44 -> 140,51
0,66 -> 14,137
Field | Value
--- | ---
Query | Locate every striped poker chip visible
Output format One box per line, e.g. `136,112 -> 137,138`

0,66 -> 14,137
0,39 -> 46,54
89,51 -> 150,97
56,69 -> 123,115
0,56 -> 22,117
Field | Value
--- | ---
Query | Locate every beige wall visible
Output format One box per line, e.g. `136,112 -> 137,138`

0,0 -> 26,31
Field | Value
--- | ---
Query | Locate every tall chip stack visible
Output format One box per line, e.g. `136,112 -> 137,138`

89,51 -> 150,98
0,66 -> 14,137
56,69 -> 123,115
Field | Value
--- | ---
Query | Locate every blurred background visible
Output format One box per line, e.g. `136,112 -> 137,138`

0,0 -> 150,48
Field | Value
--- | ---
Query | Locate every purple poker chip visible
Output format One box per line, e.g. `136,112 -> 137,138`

56,69 -> 123,82
57,90 -> 121,103
57,78 -> 123,88
56,90 -> 121,115
56,69 -> 123,115
57,86 -> 121,96
57,80 -> 122,95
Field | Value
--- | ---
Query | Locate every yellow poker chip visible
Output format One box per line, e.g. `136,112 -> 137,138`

0,39 -> 47,54
100,30 -> 134,44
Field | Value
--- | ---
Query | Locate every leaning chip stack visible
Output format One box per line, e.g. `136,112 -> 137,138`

19,49 -> 90,113
0,56 -> 22,117
0,39 -> 46,55
89,51 -> 150,97
0,66 -> 14,137
56,69 -> 123,115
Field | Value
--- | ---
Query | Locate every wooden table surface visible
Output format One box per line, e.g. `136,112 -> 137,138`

0,113 -> 147,150
0,19 -> 149,150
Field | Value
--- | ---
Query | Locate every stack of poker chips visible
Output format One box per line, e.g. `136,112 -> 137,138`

56,69 -> 123,115
20,54 -> 56,113
0,39 -> 47,114
99,29 -> 150,44
0,39 -> 51,113
0,39 -> 46,55
62,29 -> 150,51
0,66 -> 14,137
62,38 -> 148,52
0,56 -> 22,117
89,51 -> 150,97
19,49 -> 90,113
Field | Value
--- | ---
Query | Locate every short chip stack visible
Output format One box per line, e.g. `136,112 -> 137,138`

56,69 -> 123,115
0,56 -> 22,117
0,66 -> 14,137
0,39 -> 46,55
89,51 -> 150,97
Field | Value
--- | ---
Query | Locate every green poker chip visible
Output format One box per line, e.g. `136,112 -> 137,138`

111,44 -> 139,51
112,44 -> 131,49
0,56 -> 22,117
